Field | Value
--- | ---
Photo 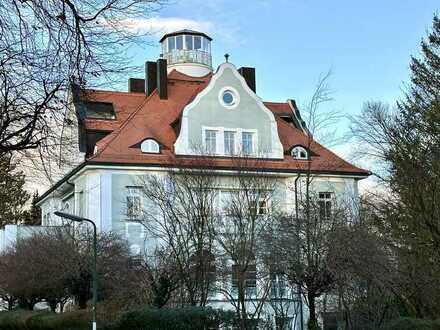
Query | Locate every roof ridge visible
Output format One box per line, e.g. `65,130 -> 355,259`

83,89 -> 146,96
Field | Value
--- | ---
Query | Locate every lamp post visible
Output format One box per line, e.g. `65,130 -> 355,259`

55,211 -> 97,330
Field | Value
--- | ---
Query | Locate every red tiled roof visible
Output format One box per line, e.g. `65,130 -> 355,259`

80,70 -> 369,176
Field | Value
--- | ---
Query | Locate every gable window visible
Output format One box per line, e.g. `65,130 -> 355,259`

219,87 -> 240,109
291,146 -> 308,160
224,131 -> 236,155
242,132 -> 254,155
205,130 -> 217,154
141,139 -> 160,153
127,187 -> 142,219
318,192 -> 332,220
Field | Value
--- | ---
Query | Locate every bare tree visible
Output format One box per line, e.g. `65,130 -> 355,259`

213,159 -> 279,329
137,163 -> 218,307
0,0 -> 165,187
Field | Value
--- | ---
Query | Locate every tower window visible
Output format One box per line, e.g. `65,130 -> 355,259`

185,35 -> 193,50
176,35 -> 183,49
167,36 -> 175,50
194,36 -> 202,50
291,146 -> 308,160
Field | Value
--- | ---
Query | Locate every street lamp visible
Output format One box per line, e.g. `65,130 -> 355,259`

55,211 -> 98,330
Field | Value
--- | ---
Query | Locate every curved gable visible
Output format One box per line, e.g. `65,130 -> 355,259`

174,63 -> 284,159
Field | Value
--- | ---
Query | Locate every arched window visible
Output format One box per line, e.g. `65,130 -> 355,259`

141,139 -> 160,153
291,146 -> 308,160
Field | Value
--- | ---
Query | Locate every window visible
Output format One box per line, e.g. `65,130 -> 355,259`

224,131 -> 236,155
318,192 -> 332,220
167,36 -> 175,50
203,37 -> 210,51
232,261 -> 256,295
291,146 -> 308,160
271,273 -> 288,298
185,35 -> 193,50
141,139 -> 160,153
194,36 -> 202,49
257,199 -> 269,215
125,222 -> 146,240
219,87 -> 239,108
176,35 -> 183,49
222,91 -> 234,105
205,130 -> 217,154
250,193 -> 269,215
127,188 -> 142,219
242,132 -> 254,155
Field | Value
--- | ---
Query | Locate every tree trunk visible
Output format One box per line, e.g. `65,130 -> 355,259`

308,292 -> 319,330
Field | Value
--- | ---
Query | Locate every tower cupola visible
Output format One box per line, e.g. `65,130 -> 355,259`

160,29 -> 212,77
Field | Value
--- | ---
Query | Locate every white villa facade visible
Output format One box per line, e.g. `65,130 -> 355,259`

1,30 -> 369,328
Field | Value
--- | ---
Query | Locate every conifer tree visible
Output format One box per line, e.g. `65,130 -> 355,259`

0,155 -> 29,228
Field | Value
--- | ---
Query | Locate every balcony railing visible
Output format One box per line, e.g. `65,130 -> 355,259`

163,49 -> 212,67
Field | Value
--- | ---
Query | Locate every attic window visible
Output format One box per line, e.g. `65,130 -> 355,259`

84,102 -> 116,120
141,139 -> 160,153
280,115 -> 294,124
291,146 -> 308,160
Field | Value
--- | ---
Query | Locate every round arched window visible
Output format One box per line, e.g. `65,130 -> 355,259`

291,146 -> 308,160
141,139 -> 160,153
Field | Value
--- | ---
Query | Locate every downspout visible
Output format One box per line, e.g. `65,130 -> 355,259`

294,174 -> 304,330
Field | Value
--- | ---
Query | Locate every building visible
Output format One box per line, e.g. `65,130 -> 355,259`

12,29 -> 368,327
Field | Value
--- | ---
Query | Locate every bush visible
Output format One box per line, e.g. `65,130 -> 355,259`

105,307 -> 235,330
0,310 -> 90,330
381,317 -> 440,330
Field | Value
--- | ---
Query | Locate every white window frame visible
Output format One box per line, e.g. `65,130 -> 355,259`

202,126 -> 258,157
141,139 -> 160,154
291,146 -> 308,160
203,128 -> 219,154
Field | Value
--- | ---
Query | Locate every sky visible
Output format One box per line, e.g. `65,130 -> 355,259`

121,0 -> 438,189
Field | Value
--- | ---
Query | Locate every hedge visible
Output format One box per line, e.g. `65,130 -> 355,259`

0,310 -> 90,330
381,318 -> 440,330
0,307 -> 235,330
104,307 -> 236,330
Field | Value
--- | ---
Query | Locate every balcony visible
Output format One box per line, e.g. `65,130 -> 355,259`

163,49 -> 212,68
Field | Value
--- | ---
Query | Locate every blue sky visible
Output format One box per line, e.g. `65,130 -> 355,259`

123,0 -> 438,182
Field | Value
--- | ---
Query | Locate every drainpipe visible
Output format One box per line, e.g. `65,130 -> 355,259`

294,175 -> 304,330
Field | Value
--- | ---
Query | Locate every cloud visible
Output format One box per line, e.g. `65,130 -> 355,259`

119,16 -> 214,36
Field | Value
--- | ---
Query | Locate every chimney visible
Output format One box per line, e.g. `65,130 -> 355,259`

128,78 -> 145,93
238,67 -> 256,93
145,61 -> 157,96
157,59 -> 167,99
